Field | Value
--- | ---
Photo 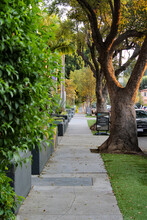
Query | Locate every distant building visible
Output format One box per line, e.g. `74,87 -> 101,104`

140,89 -> 147,104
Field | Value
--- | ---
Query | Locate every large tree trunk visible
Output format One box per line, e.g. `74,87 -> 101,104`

77,0 -> 147,154
90,75 -> 108,131
96,72 -> 108,112
98,89 -> 142,153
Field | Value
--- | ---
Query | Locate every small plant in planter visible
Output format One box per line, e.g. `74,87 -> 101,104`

61,111 -> 68,115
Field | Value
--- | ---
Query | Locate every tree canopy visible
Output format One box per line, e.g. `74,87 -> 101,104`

49,0 -> 147,153
70,67 -> 96,104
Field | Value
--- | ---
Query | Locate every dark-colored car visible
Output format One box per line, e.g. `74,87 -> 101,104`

136,109 -> 147,134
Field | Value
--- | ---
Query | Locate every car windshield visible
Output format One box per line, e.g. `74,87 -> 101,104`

136,110 -> 147,118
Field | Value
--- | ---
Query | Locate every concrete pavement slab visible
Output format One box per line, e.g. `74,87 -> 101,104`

17,114 -> 123,220
17,214 -> 122,220
17,186 -> 121,215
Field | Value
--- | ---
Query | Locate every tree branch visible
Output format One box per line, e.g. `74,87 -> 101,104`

111,30 -> 144,53
77,48 -> 96,77
113,43 -> 135,58
115,45 -> 141,76
126,36 -> 147,101
77,0 -> 103,52
87,37 -> 99,75
108,0 -> 114,14
105,0 -> 121,51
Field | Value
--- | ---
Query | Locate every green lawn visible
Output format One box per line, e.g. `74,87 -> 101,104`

87,119 -> 147,219
87,119 -> 97,135
86,115 -> 96,118
87,119 -> 96,126
101,153 -> 147,220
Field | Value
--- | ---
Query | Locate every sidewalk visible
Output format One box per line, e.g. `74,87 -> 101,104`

17,114 -> 123,220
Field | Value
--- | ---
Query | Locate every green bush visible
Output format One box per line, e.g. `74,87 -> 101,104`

0,0 -> 61,169
0,0 -> 62,216
0,172 -> 16,219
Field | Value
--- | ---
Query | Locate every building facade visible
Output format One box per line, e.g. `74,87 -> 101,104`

140,89 -> 147,104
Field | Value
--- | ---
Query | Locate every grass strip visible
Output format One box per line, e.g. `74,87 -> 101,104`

86,115 -> 96,118
101,153 -> 147,220
87,119 -> 97,135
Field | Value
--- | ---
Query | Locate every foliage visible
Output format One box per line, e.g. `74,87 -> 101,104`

42,14 -> 74,55
65,78 -> 76,106
0,172 -> 16,219
66,103 -> 73,109
0,0 -> 62,170
135,91 -> 144,106
101,153 -> 147,220
0,0 -> 62,216
70,67 -> 96,104
140,75 -> 147,90
120,0 -> 147,33
65,52 -> 85,78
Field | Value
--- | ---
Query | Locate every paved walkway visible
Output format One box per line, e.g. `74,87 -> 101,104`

17,114 -> 123,220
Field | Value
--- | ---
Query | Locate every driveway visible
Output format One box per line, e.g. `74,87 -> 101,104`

138,135 -> 147,153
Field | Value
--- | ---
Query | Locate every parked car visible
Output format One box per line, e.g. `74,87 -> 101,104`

136,109 -> 147,134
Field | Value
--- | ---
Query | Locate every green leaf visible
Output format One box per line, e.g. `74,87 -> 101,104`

9,113 -> 13,120
0,210 -> 4,215
15,118 -> 20,125
14,153 -> 20,162
15,102 -> 19,109
0,18 -> 4,25
9,91 -> 14,97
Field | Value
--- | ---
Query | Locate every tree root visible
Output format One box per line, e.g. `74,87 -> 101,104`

90,123 -> 96,131
90,137 -> 145,155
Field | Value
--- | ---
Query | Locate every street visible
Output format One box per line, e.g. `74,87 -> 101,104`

138,136 -> 147,153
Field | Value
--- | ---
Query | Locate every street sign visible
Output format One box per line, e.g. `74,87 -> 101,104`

96,112 -> 109,131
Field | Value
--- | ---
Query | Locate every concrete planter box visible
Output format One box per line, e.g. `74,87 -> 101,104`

66,108 -> 75,116
64,119 -> 68,132
71,107 -> 75,115
54,121 -> 64,136
68,114 -> 72,121
65,110 -> 72,122
66,108 -> 74,118
31,141 -> 53,175
56,114 -> 69,126
32,128 -> 58,175
53,127 -> 58,150
7,150 -> 31,214
52,114 -> 70,122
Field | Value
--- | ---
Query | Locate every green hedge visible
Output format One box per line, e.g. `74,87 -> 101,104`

0,0 -> 62,217
0,172 -> 16,219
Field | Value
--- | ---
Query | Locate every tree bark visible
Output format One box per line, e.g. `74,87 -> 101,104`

98,88 -> 141,153
96,73 -> 107,112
